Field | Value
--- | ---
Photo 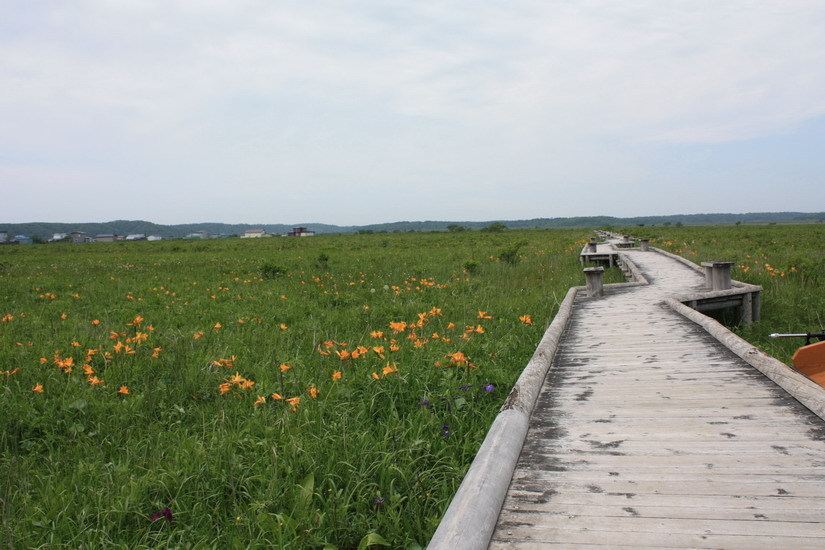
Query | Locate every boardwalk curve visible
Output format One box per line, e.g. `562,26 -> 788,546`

429,236 -> 825,550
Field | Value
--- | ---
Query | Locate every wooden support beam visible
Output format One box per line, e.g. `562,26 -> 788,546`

584,267 -> 604,297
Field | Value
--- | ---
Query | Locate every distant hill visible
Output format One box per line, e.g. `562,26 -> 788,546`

2,212 -> 823,241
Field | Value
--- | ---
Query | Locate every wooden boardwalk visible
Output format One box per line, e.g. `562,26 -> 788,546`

488,243 -> 825,549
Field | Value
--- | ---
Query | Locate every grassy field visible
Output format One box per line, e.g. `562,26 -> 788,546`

0,229 -> 597,549
1,224 -> 819,548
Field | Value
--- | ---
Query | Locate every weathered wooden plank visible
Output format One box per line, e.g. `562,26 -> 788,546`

546,426 -> 824,440
491,529 -> 825,549
530,440 -> 825,454
500,502 -> 825,523
526,452 -> 825,473
546,387 -> 790,400
492,514 -> 825,538
506,477 -> 825,498
544,415 -> 823,428
547,373 -> 762,383
502,490 -> 825,511
540,410 -> 820,421
542,396 -> 803,407
508,469 -> 825,484
492,542 -> 822,550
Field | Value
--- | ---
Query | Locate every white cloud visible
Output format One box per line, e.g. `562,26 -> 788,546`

1,1 -> 824,224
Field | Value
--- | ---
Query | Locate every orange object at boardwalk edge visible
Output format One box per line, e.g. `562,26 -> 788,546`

793,340 -> 825,387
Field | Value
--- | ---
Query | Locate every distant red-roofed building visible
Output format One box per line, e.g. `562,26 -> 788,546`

287,227 -> 315,237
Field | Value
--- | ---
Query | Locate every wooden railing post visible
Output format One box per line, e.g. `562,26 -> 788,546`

701,261 -> 733,291
584,267 -> 605,297
639,238 -> 650,251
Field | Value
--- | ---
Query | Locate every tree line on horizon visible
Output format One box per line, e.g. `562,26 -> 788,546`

2,211 -> 823,241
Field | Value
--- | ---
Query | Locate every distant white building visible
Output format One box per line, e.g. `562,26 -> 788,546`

125,234 -> 147,241
147,235 -> 163,241
185,231 -> 211,239
49,233 -> 68,242
241,229 -> 270,238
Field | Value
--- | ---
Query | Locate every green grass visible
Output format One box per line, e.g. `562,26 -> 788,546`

0,229 -> 592,549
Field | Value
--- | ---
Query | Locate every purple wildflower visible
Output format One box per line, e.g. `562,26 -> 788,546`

373,497 -> 385,506
484,383 -> 495,392
151,507 -> 173,522
418,398 -> 430,407
442,425 -> 451,437
459,384 -> 473,390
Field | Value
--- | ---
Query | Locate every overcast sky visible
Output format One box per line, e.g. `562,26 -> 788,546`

2,1 -> 825,226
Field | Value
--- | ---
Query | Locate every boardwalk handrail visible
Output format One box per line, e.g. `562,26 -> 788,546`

427,286 -> 579,550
